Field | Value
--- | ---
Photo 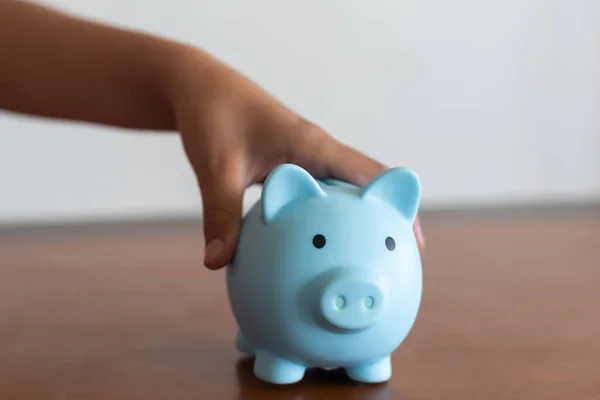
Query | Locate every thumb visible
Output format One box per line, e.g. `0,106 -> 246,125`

199,175 -> 244,270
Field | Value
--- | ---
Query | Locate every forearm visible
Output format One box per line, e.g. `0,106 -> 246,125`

0,0 -> 195,131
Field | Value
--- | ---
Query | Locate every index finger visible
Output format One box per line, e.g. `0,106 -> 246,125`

322,137 -> 388,186
290,122 -> 387,186
310,132 -> 426,251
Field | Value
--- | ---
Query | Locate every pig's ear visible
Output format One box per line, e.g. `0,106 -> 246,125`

360,167 -> 421,223
261,164 -> 326,224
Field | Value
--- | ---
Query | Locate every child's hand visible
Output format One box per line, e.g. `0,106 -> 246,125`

164,50 -> 425,269
0,1 -> 424,270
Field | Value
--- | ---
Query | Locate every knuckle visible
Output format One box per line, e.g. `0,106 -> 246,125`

202,200 -> 242,239
198,155 -> 243,191
293,119 -> 336,158
201,152 -> 234,180
206,205 -> 239,225
296,119 -> 329,144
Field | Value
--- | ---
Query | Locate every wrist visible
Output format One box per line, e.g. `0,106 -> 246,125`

157,42 -> 229,115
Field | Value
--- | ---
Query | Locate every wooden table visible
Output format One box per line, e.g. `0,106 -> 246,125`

1,206 -> 598,399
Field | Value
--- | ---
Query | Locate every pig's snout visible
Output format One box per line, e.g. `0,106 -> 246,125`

319,275 -> 384,331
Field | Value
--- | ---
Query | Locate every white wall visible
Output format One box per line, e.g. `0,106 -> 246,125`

1,0 -> 598,224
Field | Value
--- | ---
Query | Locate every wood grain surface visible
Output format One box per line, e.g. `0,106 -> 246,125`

0,206 -> 598,399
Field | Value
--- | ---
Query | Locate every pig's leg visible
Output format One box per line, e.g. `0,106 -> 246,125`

345,356 -> 391,383
253,351 -> 306,384
235,329 -> 255,356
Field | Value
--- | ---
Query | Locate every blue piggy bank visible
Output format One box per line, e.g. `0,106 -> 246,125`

226,163 -> 422,385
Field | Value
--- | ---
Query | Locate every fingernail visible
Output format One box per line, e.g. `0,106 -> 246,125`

204,239 -> 224,264
415,220 -> 425,249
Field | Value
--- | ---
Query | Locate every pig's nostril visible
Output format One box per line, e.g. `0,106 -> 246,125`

334,296 -> 346,310
320,279 -> 383,330
363,296 -> 375,310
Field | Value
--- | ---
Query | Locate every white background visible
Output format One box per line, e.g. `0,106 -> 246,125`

1,0 -> 598,224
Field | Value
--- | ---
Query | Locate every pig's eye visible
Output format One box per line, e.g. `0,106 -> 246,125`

312,234 -> 326,249
385,236 -> 396,251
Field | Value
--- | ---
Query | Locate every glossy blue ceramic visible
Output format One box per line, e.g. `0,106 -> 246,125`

226,163 -> 422,384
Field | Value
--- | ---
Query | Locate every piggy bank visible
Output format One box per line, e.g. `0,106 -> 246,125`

226,163 -> 422,385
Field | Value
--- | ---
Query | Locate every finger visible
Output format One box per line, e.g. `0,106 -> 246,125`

326,139 -> 426,251
414,214 -> 425,251
293,122 -> 387,187
331,143 -> 426,251
294,123 -> 426,251
322,137 -> 388,186
199,171 -> 244,270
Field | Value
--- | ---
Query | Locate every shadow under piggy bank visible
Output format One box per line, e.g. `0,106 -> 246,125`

234,357 -> 394,400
